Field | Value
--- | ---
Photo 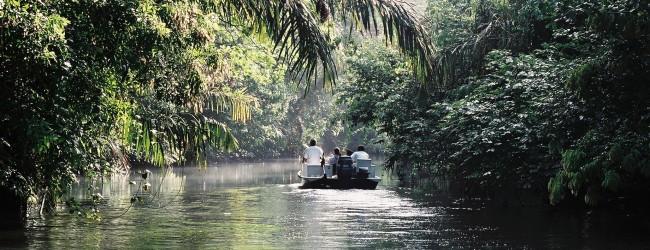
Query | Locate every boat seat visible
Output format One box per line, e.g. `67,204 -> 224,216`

356,159 -> 371,171
324,164 -> 333,177
356,159 -> 371,178
304,164 -> 323,177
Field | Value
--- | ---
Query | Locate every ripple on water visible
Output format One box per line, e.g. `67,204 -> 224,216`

8,160 -> 650,249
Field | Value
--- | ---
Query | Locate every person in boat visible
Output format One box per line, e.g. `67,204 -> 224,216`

344,148 -> 353,157
326,147 -> 341,176
350,145 -> 370,163
302,139 -> 324,165
326,147 -> 341,166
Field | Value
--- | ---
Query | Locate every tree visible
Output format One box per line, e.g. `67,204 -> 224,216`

337,0 -> 649,207
0,0 -> 434,227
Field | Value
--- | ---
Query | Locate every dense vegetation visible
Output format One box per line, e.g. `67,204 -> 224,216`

338,0 -> 649,206
0,0 -> 432,227
1,0 -> 648,228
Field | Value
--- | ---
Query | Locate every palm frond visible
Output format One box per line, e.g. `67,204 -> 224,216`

169,44 -> 259,122
328,0 -> 436,85
216,0 -> 337,89
200,88 -> 258,123
212,0 -> 436,89
118,97 -> 239,167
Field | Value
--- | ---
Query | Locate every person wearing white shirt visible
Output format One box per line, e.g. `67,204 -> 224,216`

350,145 -> 370,163
302,139 -> 324,165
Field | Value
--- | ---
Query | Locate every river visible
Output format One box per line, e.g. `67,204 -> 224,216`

1,159 -> 649,249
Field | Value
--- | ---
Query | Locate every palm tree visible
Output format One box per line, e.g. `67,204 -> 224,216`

0,0 -> 434,227
215,0 -> 435,86
126,0 -> 435,165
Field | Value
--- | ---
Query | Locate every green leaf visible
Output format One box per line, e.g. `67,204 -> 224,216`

561,149 -> 587,172
601,170 -> 620,192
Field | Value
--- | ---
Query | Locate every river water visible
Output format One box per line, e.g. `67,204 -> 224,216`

2,159 -> 649,249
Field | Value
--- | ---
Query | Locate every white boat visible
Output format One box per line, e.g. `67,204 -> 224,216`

297,157 -> 381,189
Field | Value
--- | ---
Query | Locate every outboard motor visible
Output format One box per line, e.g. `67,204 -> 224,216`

337,156 -> 354,180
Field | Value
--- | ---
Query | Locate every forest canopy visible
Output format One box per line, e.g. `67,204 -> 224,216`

338,0 -> 649,207
0,0 -> 431,227
1,0 -> 649,228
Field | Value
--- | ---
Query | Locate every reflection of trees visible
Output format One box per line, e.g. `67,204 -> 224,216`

49,169 -> 187,248
180,160 -> 300,191
49,159 -> 390,248
36,160 -> 395,248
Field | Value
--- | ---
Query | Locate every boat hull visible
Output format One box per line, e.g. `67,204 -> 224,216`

298,172 -> 380,189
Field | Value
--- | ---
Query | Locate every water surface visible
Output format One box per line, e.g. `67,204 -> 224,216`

2,159 -> 649,249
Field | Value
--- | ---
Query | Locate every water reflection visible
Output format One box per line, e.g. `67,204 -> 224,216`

2,159 -> 649,249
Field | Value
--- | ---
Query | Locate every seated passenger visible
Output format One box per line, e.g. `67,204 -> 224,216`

302,139 -> 323,165
350,145 -> 370,163
326,147 -> 341,166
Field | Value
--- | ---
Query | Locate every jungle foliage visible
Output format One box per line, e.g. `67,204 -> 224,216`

338,0 -> 649,206
1,0 -> 648,229
1,0 -> 253,224
0,0 -> 432,227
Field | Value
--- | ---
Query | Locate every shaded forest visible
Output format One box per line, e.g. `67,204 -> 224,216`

1,0 -> 649,228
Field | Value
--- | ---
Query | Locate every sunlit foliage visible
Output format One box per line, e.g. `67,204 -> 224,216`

0,0 -> 434,226
339,0 -> 649,206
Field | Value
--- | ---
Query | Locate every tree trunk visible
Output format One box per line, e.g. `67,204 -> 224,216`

0,189 -> 26,229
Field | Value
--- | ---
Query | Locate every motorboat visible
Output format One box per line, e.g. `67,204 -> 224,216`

297,156 -> 381,189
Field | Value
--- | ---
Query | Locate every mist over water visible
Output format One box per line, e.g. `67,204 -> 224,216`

2,159 -> 649,249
